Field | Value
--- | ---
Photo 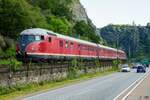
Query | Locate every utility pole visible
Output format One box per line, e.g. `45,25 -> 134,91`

128,38 -> 131,64
116,33 -> 119,68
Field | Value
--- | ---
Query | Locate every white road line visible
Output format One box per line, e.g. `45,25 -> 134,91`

122,69 -> 150,100
113,69 -> 150,100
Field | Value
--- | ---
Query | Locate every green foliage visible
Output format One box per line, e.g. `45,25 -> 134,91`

0,36 -> 16,59
47,16 -> 71,34
77,58 -> 84,70
112,59 -> 121,68
9,59 -> 22,71
0,0 -> 104,59
74,21 -> 101,43
100,23 -> 150,59
0,0 -> 49,39
68,58 -> 79,79
74,21 -> 90,36
0,86 -> 12,95
94,59 -> 101,68
4,48 -> 15,58
0,48 -> 16,59
0,59 -> 22,71
0,0 -> 103,43
0,36 -> 6,50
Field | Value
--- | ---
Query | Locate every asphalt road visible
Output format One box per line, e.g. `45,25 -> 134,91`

23,71 -> 143,100
126,71 -> 150,100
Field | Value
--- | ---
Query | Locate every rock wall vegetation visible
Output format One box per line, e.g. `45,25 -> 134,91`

0,58 -> 113,88
0,0 -> 104,59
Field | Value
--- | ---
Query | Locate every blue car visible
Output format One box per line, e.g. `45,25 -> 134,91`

137,66 -> 146,73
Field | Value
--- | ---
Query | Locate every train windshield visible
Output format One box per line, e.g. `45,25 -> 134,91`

21,35 -> 44,42
21,35 -> 35,42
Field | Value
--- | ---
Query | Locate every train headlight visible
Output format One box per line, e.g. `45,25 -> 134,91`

31,47 -> 36,51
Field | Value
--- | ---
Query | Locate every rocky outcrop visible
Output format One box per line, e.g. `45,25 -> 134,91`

71,0 -> 88,23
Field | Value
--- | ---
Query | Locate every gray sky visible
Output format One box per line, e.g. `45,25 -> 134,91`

80,0 -> 150,27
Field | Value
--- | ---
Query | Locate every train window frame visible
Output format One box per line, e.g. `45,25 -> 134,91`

59,40 -> 63,47
66,41 -> 69,48
48,37 -> 51,42
41,35 -> 44,40
78,44 -> 80,48
70,42 -> 74,48
35,35 -> 41,41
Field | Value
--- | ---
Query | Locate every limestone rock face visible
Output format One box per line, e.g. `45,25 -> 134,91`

71,0 -> 88,23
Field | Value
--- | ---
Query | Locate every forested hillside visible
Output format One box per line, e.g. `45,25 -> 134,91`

100,23 -> 150,60
0,0 -> 103,58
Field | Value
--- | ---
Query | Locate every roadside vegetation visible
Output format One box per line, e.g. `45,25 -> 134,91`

100,23 -> 150,61
0,65 -> 118,100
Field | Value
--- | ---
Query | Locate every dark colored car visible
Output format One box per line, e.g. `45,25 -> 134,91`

137,66 -> 146,73
132,66 -> 138,69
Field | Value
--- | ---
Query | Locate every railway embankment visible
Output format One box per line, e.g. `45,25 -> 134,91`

0,61 -> 113,87
0,59 -> 117,100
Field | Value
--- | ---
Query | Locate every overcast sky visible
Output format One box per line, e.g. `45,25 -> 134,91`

80,0 -> 150,27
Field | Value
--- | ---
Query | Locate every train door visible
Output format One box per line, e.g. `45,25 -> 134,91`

78,44 -> 81,57
59,39 -> 64,55
68,41 -> 71,55
47,36 -> 52,53
96,46 -> 99,58
70,42 -> 74,55
48,36 -> 58,54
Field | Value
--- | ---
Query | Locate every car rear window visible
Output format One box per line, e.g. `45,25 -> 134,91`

138,66 -> 143,69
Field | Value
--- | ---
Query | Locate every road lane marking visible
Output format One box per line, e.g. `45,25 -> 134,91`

113,69 -> 150,100
122,69 -> 150,100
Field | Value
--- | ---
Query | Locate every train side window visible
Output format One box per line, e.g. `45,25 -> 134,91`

48,37 -> 51,42
78,44 -> 80,48
71,42 -> 74,48
59,40 -> 63,47
41,36 -> 44,40
66,41 -> 69,48
35,36 -> 41,41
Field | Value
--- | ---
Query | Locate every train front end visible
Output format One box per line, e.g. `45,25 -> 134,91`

16,29 -> 46,62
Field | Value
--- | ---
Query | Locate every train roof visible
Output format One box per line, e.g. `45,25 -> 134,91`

20,28 -> 125,53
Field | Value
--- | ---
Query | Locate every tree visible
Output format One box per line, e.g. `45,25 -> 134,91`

47,16 -> 71,34
0,0 -> 48,39
73,21 -> 101,43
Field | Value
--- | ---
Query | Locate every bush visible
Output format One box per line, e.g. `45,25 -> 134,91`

0,59 -> 22,71
68,58 -> 78,79
0,35 -> 6,50
0,0 -> 49,39
0,48 -> 16,58
9,59 -> 22,71
47,16 -> 72,34
95,59 -> 101,68
113,59 -> 121,69
73,21 -> 100,43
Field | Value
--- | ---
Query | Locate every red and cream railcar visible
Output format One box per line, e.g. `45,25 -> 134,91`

16,28 -> 126,61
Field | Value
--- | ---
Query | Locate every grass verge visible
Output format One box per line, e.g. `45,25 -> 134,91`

0,68 -> 118,100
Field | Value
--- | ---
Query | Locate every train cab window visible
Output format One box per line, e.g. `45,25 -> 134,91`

66,41 -> 69,48
27,35 -> 35,42
48,37 -> 51,42
59,40 -> 63,47
35,35 -> 44,41
35,36 -> 41,41
41,36 -> 44,40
